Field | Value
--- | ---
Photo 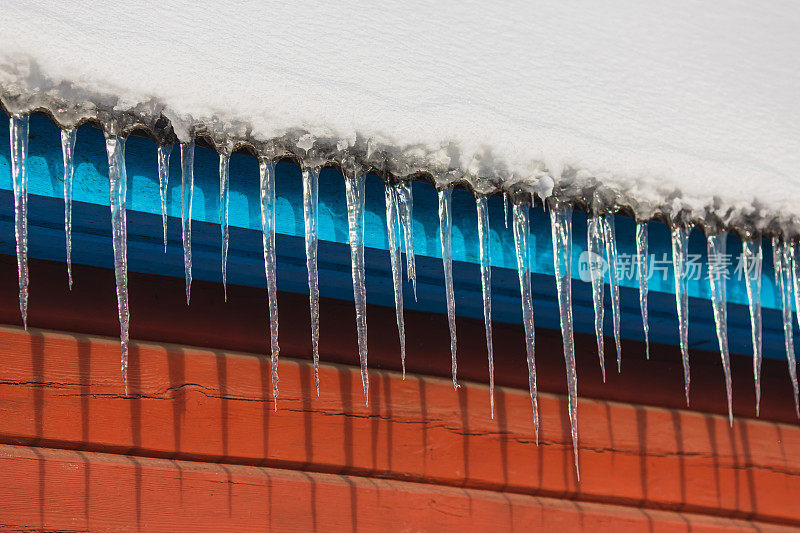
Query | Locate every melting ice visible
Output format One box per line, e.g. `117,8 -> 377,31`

180,142 -> 195,304
61,128 -> 76,290
13,115 -> 800,477
772,237 -> 799,417
551,206 -> 579,480
9,115 -> 29,329
219,153 -> 230,300
671,225 -> 691,405
302,168 -> 321,394
157,144 -> 172,252
438,189 -> 458,389
587,214 -> 606,380
503,192 -> 509,229
636,222 -> 650,360
476,196 -> 495,418
385,183 -> 407,378
792,244 -> 800,349
395,181 -> 417,301
512,202 -> 539,442
604,215 -> 622,371
707,232 -> 733,425
742,238 -> 763,415
346,167 -> 369,404
260,160 -> 280,406
104,133 -> 130,392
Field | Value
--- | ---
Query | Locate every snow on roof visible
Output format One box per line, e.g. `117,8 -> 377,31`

1,1 -> 799,234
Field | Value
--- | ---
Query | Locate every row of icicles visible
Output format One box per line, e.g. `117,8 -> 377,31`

7,114 -> 800,481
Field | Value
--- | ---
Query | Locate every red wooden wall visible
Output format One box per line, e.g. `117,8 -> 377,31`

0,256 -> 797,531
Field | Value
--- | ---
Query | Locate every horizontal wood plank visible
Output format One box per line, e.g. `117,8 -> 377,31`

0,443 -> 792,532
2,254 -> 798,427
0,326 -> 798,526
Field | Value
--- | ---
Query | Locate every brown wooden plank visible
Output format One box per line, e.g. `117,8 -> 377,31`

1,254 -> 797,427
0,443 -> 791,532
0,326 -> 798,526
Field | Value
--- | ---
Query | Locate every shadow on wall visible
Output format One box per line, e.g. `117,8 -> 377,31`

6,326 -> 797,529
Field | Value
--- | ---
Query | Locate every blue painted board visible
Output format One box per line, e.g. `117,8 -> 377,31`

0,112 -> 796,361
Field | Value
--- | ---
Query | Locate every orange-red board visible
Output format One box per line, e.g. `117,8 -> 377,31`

0,326 -> 798,530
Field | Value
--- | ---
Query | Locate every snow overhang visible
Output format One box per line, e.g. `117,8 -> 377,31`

1,1 -> 798,239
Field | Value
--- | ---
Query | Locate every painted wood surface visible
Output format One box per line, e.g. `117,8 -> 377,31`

0,325 -> 798,529
1,112 -> 796,360
1,254 -> 798,426
0,443 -> 791,532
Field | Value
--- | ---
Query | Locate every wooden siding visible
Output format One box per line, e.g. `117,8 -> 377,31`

0,325 -> 798,531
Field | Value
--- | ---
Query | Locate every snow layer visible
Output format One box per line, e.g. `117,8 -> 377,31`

1,1 -> 799,233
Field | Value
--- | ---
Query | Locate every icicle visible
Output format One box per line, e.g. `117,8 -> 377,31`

587,215 -> 606,380
260,161 -> 280,408
384,184 -> 407,378
503,192 -> 509,229
551,206 -> 579,481
707,233 -> 733,426
792,243 -> 800,349
345,167 -> 369,404
604,215 -> 622,371
180,142 -> 195,304
512,202 -> 539,442
395,181 -> 417,301
157,144 -> 172,252
476,196 -> 495,418
742,238 -> 763,416
772,237 -> 799,417
219,154 -> 230,300
61,128 -> 76,290
105,133 -> 130,393
636,222 -> 650,360
9,115 -> 30,329
302,168 -> 321,394
671,225 -> 691,405
438,189 -> 459,389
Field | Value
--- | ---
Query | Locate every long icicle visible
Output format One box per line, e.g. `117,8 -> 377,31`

587,214 -> 606,380
260,160 -> 280,408
385,183 -> 407,378
302,168 -> 321,394
742,238 -> 763,415
396,181 -> 417,301
636,222 -> 650,359
792,243 -> 800,355
9,115 -> 30,329
707,232 -> 733,426
219,153 -> 230,300
604,214 -> 622,371
345,166 -> 369,404
180,142 -> 195,304
61,128 -> 77,290
438,189 -> 459,389
105,133 -> 130,393
476,196 -> 495,418
512,202 -> 539,442
773,237 -> 799,417
551,206 -> 579,481
671,225 -> 691,405
157,144 -> 172,252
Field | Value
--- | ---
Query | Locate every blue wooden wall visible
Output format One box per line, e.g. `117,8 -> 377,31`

0,112 -> 796,361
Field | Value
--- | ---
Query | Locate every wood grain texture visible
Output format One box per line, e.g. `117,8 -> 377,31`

1,254 -> 798,428
0,443 -> 793,533
0,326 -> 798,527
